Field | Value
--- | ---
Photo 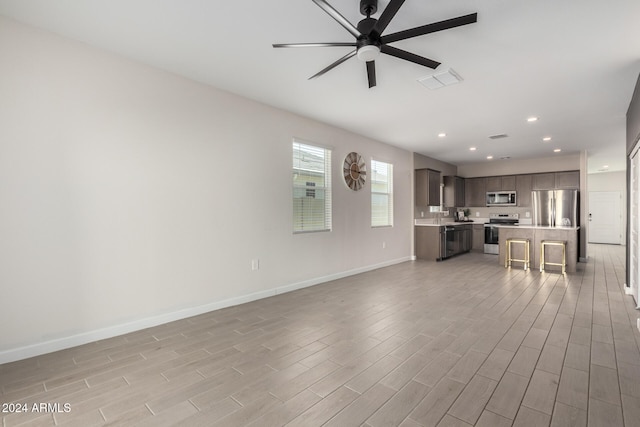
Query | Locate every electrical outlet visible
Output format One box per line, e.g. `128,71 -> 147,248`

421,211 -> 424,217
251,259 -> 260,271
476,212 -> 480,217
382,241 -> 386,249
526,211 -> 531,218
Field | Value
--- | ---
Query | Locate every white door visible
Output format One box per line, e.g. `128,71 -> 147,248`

588,191 -> 622,244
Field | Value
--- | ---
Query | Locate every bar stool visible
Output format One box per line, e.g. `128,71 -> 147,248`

540,240 -> 567,274
505,238 -> 530,270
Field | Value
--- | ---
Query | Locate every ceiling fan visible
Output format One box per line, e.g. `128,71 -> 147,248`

273,0 -> 477,88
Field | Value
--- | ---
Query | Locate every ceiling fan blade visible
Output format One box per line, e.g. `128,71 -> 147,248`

309,50 -> 357,80
381,13 -> 477,44
273,42 -> 357,48
366,61 -> 376,88
381,45 -> 440,69
312,0 -> 362,38
372,0 -> 405,36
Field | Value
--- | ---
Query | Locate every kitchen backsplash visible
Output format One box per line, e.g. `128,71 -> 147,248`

414,207 -> 453,220
414,205 -> 533,221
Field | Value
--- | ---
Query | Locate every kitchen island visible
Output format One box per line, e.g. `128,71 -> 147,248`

497,225 -> 580,273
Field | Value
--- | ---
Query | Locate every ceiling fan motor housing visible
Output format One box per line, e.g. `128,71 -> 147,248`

360,0 -> 377,16
357,17 -> 378,36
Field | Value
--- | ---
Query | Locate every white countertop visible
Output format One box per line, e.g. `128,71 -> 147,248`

497,224 -> 580,231
414,219 -> 484,227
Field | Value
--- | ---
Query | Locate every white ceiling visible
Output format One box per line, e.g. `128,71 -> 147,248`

1,0 -> 639,173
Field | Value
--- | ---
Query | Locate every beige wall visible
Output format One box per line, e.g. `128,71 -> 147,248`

627,73 -> 640,154
457,155 -> 580,178
413,153 -> 457,177
0,17 -> 414,362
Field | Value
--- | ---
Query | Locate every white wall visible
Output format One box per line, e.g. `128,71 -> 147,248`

0,17 -> 413,362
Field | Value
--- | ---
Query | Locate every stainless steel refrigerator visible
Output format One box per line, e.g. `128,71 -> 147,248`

532,190 -> 579,227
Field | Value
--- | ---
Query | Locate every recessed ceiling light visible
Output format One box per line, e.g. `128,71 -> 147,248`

554,148 -> 561,153
603,165 -> 609,169
469,147 -> 477,151
487,155 -> 493,160
438,133 -> 446,138
543,137 -> 552,142
527,117 -> 539,122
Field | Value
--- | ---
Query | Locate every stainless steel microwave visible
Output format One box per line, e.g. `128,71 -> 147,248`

486,191 -> 517,206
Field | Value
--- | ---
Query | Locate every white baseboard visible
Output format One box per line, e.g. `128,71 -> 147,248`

275,256 -> 411,295
0,256 -> 411,364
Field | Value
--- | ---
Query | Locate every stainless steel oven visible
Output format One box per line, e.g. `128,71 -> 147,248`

484,213 -> 519,254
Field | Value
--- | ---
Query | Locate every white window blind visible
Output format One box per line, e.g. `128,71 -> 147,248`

293,141 -> 332,233
371,160 -> 393,227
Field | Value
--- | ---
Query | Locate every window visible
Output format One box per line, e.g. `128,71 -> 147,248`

371,160 -> 393,227
293,141 -> 332,233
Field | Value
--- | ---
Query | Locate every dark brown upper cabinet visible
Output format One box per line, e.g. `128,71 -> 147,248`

444,176 -> 465,208
416,168 -> 441,207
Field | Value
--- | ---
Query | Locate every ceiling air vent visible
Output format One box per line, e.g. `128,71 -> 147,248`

489,134 -> 509,140
417,69 -> 463,90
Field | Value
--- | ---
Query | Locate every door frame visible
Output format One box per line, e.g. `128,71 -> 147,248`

628,141 -> 640,306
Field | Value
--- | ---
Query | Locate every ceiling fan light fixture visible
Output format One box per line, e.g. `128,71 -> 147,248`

357,45 -> 380,62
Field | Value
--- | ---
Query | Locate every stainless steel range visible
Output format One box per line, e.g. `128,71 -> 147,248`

484,213 -> 519,254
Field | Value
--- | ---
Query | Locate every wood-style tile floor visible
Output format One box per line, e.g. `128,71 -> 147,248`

2,244 -> 639,426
